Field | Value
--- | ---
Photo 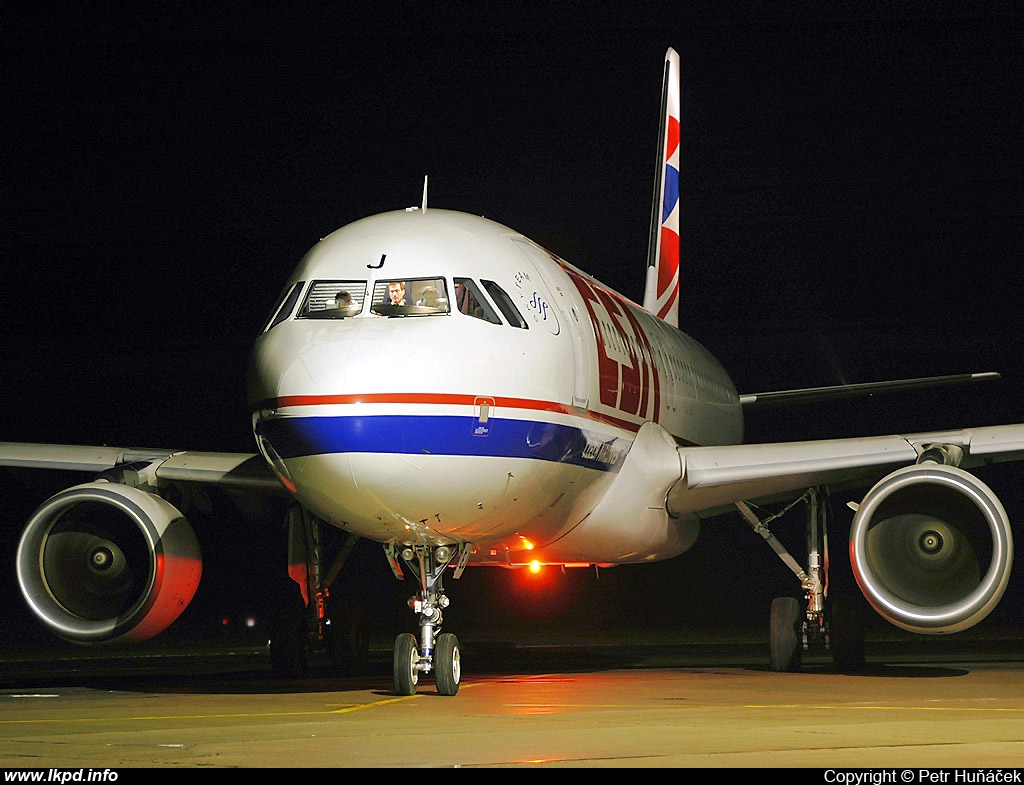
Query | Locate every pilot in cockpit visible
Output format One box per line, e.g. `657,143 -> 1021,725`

416,286 -> 439,308
331,289 -> 360,317
333,290 -> 352,309
388,281 -> 407,306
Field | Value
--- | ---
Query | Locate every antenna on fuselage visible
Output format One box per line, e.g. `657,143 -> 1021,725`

406,176 -> 430,213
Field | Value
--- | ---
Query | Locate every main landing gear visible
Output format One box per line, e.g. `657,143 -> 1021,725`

386,541 -> 469,696
737,487 -> 866,673
268,505 -> 370,679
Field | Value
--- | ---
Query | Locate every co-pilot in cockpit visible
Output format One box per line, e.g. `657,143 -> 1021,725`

416,286 -> 439,307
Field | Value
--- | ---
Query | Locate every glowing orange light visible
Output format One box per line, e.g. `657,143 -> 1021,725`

529,560 -> 542,573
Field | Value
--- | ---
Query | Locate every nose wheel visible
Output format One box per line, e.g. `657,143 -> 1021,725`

434,632 -> 461,695
393,632 -> 419,695
387,542 -> 467,696
394,630 -> 461,696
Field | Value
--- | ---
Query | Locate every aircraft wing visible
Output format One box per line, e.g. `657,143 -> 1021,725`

670,423 -> 1024,516
0,442 -> 285,492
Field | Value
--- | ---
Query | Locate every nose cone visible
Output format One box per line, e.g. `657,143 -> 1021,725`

247,316 -> 450,492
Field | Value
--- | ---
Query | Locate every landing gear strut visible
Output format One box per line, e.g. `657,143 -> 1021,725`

269,504 -> 370,678
386,542 -> 468,696
737,487 -> 865,672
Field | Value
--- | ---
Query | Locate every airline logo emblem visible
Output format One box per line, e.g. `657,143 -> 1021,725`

657,106 -> 680,322
564,268 -> 660,421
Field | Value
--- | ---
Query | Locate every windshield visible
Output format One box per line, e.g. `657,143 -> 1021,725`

371,277 -> 450,316
300,281 -> 367,318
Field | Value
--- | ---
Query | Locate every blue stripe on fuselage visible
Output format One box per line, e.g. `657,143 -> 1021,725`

259,415 -> 629,472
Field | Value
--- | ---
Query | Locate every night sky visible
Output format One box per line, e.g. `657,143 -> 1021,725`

2,4 -> 1023,648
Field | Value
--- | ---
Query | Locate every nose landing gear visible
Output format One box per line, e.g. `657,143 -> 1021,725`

387,542 -> 468,696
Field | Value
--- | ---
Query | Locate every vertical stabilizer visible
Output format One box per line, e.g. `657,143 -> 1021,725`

643,48 -> 680,327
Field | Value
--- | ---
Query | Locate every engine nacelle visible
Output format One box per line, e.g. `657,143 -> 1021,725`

850,463 -> 1013,634
16,482 -> 202,644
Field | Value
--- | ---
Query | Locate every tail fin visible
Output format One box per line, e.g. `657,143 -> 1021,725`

643,47 -> 680,327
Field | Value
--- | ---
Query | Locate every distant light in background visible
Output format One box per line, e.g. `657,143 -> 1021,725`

218,614 -> 258,628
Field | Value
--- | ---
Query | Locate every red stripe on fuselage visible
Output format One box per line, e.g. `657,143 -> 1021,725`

252,392 -> 694,445
266,392 -> 572,413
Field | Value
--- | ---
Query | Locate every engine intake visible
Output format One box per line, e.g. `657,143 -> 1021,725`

850,463 -> 1013,634
16,482 -> 202,644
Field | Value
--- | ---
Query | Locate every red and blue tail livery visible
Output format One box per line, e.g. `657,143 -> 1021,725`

644,47 -> 681,327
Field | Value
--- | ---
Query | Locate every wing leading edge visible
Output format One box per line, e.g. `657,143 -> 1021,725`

670,422 -> 1024,516
0,442 -> 284,491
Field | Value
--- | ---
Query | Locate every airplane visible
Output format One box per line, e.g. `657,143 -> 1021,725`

2,47 -> 1020,697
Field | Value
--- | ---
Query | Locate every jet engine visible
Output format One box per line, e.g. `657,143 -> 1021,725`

16,482 -> 202,644
850,463 -> 1013,634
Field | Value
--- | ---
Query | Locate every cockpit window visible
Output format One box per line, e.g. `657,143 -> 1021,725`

370,277 -> 450,317
262,280 -> 305,333
300,280 -> 367,318
454,278 -> 501,324
481,280 -> 528,329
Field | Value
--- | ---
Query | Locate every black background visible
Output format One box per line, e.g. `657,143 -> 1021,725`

1,3 -> 1022,652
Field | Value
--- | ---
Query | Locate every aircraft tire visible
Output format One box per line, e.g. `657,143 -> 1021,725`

769,596 -> 802,672
393,633 -> 419,696
434,632 -> 461,696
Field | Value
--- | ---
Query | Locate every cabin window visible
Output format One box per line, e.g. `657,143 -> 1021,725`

298,280 -> 367,318
262,280 -> 305,333
481,280 -> 528,329
370,277 -> 450,316
453,278 -> 501,324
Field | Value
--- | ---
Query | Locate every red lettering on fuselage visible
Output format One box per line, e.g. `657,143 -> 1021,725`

564,268 -> 661,421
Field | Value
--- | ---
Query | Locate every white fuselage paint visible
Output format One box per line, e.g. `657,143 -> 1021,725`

248,209 -> 742,566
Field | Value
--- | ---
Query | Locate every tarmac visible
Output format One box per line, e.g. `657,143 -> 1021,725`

1,622 -> 1022,768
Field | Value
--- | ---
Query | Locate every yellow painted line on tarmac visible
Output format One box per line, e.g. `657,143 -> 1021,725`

330,682 -> 480,713
329,694 -> 420,714
0,683 -> 481,726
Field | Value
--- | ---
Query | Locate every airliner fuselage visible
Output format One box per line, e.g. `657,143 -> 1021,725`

248,209 -> 742,566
